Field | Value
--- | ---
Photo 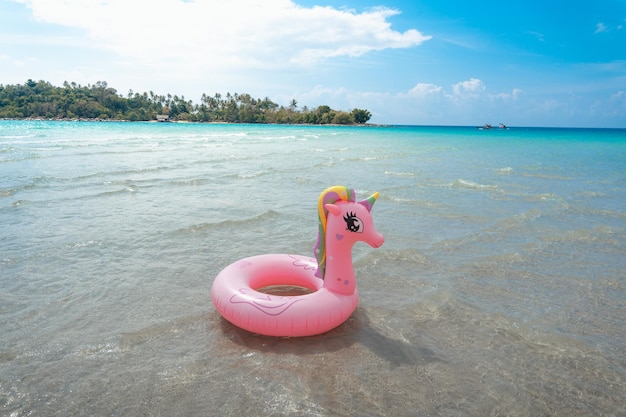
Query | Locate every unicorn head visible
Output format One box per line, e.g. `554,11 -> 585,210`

314,186 -> 384,281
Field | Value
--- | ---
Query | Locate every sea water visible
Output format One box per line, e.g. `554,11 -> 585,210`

1,120 -> 625,416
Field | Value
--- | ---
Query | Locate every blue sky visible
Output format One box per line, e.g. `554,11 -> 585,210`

1,0 -> 625,127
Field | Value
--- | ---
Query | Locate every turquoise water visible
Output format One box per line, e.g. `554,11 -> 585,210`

1,120 -> 625,416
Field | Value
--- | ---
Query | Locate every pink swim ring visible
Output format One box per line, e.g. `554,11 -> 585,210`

211,186 -> 384,337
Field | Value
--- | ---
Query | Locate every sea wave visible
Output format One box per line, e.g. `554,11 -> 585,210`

522,172 -> 574,180
0,153 -> 41,164
384,171 -> 415,177
450,178 -> 498,190
0,187 -> 17,197
95,184 -> 142,197
167,178 -> 212,187
384,194 -> 447,210
173,210 -> 281,235
541,226 -> 624,246
232,170 -> 273,180
65,240 -> 102,249
11,199 -> 30,207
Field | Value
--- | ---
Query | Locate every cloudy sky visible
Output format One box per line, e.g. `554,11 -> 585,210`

1,0 -> 625,127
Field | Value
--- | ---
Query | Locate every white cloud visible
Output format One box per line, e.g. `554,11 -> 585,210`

407,83 -> 443,98
609,91 -> 625,108
295,79 -> 530,125
526,31 -> 545,42
12,0 -> 430,72
490,88 -> 522,101
0,53 -> 30,67
451,78 -> 486,98
594,22 -> 608,34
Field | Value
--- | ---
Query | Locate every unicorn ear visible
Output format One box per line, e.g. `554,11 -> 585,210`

325,203 -> 341,215
358,192 -> 379,212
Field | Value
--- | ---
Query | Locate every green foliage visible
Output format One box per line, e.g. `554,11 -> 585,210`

351,108 -> 372,124
332,111 -> 354,125
0,80 -> 371,125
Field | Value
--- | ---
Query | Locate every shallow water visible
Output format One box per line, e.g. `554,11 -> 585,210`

1,121 -> 625,416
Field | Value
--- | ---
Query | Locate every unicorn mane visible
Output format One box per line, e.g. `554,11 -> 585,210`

314,185 -> 355,279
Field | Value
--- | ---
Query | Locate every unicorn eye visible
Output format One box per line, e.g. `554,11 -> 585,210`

343,212 -> 363,233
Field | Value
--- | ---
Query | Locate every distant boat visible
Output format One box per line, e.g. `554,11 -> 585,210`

478,123 -> 508,130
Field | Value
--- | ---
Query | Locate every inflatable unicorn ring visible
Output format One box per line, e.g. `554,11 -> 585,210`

211,185 -> 384,337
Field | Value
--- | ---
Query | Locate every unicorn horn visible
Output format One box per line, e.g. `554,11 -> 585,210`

359,191 -> 379,212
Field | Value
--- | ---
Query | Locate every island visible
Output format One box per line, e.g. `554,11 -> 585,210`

0,80 -> 372,125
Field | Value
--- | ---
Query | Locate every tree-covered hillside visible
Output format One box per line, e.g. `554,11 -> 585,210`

0,80 -> 371,124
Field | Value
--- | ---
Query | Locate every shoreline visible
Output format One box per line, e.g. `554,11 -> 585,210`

0,117 -> 387,127
4,118 -> 625,130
